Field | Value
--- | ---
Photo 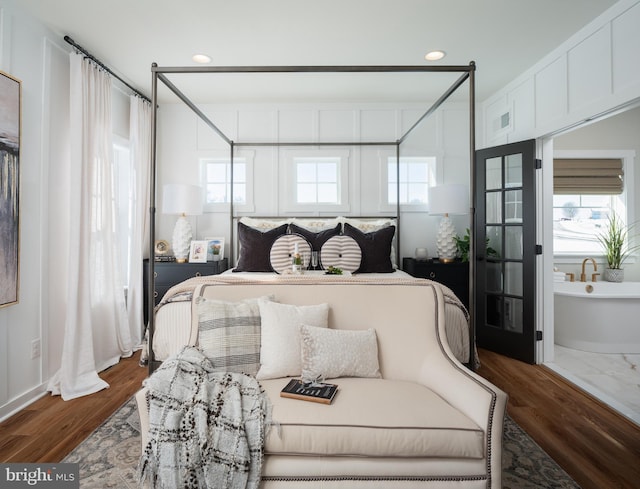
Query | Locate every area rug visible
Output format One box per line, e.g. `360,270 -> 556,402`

63,397 -> 580,488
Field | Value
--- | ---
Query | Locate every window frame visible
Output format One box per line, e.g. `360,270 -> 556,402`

378,150 -> 439,212
200,150 -> 255,213
552,149 -> 636,262
282,149 -> 350,213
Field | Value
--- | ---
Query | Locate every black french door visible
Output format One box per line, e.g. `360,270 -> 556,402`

475,139 -> 538,364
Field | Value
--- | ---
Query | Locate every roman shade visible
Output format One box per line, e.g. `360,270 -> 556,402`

553,158 -> 624,195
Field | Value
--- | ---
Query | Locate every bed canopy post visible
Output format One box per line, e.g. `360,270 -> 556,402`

396,141 -> 401,266
468,61 -> 477,357
229,140 -> 235,266
148,63 -> 159,374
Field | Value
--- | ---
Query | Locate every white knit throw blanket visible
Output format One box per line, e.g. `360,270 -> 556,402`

139,346 -> 270,489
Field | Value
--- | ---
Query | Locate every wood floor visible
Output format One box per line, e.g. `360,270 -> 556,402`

1,349 -> 639,489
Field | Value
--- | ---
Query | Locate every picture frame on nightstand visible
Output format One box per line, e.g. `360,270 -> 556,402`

204,236 -> 225,261
188,240 -> 208,263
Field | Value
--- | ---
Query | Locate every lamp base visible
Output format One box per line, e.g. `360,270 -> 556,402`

172,215 -> 193,262
436,215 -> 458,262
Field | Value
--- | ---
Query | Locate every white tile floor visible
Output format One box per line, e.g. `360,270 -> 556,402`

545,345 -> 640,425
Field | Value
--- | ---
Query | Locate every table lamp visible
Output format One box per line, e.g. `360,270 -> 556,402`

429,184 -> 469,263
162,184 -> 203,263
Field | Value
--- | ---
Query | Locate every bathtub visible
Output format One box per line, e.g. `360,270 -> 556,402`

554,281 -> 640,354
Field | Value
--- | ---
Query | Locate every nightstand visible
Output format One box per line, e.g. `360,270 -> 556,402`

143,258 -> 228,324
402,257 -> 469,308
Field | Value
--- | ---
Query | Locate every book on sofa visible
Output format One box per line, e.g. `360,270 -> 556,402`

280,379 -> 338,404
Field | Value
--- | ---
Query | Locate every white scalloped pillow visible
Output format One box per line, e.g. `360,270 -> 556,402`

300,325 -> 381,380
320,235 -> 362,272
269,234 -> 312,273
257,301 -> 330,380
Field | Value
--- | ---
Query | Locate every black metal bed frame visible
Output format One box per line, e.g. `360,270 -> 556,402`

147,63 -> 477,373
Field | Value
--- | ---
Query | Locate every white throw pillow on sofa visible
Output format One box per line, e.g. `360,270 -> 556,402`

300,325 -> 381,380
257,301 -> 330,380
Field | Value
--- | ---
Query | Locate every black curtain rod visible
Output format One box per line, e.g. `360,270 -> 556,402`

64,35 -> 151,103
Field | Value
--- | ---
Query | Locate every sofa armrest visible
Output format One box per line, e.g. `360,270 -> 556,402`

135,388 -> 150,450
417,287 -> 507,489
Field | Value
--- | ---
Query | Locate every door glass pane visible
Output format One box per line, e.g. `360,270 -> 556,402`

505,298 -> 523,333
504,262 -> 523,296
505,227 -> 523,260
486,157 -> 502,190
486,261 -> 502,293
505,153 -> 522,187
504,190 -> 522,222
486,295 -> 502,328
486,191 -> 502,223
486,226 -> 502,257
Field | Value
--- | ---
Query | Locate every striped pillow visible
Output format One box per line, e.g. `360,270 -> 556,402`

320,235 -> 362,272
269,234 -> 312,274
196,296 -> 270,376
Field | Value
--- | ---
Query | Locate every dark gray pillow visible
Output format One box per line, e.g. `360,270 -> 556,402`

343,222 -> 395,273
234,222 -> 288,272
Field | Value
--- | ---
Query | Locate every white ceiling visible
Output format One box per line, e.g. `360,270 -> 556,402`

18,0 -> 619,104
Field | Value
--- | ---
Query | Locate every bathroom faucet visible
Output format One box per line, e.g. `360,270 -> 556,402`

580,257 -> 598,282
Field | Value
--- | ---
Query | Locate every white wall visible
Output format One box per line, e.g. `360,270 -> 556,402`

0,0 -> 70,420
481,0 -> 640,147
155,102 -> 472,263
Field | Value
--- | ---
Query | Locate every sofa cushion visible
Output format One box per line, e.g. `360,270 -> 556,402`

256,301 -> 330,380
300,325 -> 381,380
261,377 -> 484,459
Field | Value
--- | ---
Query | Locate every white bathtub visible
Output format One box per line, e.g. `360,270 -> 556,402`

554,281 -> 640,353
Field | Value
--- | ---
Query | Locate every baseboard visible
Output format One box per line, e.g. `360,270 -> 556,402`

0,383 -> 48,423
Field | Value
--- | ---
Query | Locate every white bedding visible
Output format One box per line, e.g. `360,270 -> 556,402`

150,270 -> 475,367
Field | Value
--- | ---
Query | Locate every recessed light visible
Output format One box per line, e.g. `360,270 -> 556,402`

425,50 -> 446,61
192,54 -> 212,64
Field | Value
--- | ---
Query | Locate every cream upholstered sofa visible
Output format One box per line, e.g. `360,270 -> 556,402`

136,278 -> 507,488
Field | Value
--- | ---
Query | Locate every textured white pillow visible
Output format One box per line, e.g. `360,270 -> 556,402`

256,301 -> 330,380
300,325 -> 381,380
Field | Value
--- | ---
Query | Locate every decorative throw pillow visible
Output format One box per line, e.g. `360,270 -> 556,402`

341,217 -> 398,268
269,234 -> 313,274
300,325 -> 381,380
343,222 -> 395,273
195,295 -> 273,376
289,223 -> 341,269
256,301 -> 330,380
319,235 -> 362,272
234,222 -> 288,272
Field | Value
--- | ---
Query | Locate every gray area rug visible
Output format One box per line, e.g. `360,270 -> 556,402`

63,396 -> 580,488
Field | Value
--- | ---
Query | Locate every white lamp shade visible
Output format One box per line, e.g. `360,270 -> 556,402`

162,184 -> 203,216
429,184 -> 469,216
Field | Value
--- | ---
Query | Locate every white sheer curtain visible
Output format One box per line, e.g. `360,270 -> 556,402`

48,52 -> 133,400
127,95 -> 152,346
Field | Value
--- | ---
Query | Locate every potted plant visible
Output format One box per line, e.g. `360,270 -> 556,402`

453,228 -> 498,262
597,213 -> 639,282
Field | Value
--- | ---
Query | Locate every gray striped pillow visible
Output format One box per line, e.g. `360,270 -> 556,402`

196,296 -> 269,376
269,234 -> 312,274
320,235 -> 362,272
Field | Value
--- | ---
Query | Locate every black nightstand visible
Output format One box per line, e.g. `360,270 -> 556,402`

403,257 -> 469,308
143,258 -> 228,324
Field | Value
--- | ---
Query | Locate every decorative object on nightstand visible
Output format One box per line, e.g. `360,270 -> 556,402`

415,247 -> 429,261
429,184 -> 469,263
162,184 -> 203,263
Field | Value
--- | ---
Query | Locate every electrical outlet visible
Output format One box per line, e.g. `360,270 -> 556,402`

31,338 -> 41,359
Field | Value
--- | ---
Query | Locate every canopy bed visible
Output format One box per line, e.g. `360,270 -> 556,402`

146,63 -> 478,373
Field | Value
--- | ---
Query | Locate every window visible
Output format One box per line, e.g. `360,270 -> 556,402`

283,149 -> 350,212
387,156 -> 436,205
295,157 -> 339,204
112,142 -> 132,283
202,159 -> 246,204
200,151 -> 254,211
553,151 -> 635,256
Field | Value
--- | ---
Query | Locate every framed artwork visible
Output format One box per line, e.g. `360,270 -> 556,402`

0,70 -> 21,308
189,240 -> 208,263
204,237 -> 225,261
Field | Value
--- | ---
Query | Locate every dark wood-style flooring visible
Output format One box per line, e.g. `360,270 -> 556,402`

1,349 -> 639,489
